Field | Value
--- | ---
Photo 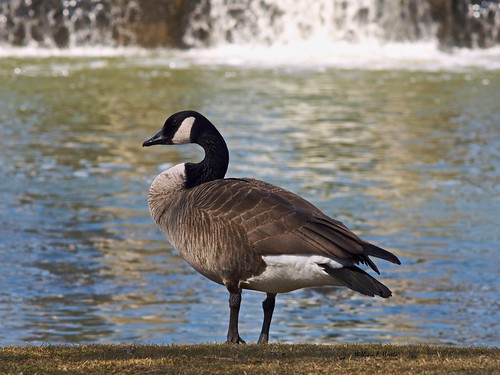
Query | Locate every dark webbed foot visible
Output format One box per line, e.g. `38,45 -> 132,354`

257,333 -> 269,344
225,335 -> 246,344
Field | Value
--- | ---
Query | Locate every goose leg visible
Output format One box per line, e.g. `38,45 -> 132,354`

226,289 -> 245,344
257,293 -> 276,344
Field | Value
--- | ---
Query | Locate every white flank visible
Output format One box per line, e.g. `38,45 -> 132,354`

244,255 -> 351,293
171,116 -> 195,144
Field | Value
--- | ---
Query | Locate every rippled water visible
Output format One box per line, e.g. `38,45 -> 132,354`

0,54 -> 498,346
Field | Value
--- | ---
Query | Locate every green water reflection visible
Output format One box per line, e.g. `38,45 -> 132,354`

0,56 -> 498,345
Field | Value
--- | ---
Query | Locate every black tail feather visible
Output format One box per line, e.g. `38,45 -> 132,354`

355,255 -> 380,275
320,264 -> 393,298
364,244 -> 401,265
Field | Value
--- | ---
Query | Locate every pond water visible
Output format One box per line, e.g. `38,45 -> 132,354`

0,51 -> 498,346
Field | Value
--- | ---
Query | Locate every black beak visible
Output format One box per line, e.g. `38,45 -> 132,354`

142,130 -> 166,147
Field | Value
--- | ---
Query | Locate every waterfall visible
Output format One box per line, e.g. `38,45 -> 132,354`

183,0 -> 436,47
0,0 -> 140,48
0,0 -> 498,49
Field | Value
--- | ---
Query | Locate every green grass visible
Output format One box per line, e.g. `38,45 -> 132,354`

0,343 -> 498,374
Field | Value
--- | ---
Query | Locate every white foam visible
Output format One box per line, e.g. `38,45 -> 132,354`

176,41 -> 500,71
1,0 -> 498,71
1,42 -> 499,72
174,0 -> 500,71
0,44 -> 149,58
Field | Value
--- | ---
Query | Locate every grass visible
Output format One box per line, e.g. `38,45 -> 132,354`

0,343 -> 498,374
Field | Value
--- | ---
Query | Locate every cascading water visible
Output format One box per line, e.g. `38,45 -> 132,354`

0,0 -> 498,69
0,0 -> 498,49
0,0 -> 140,47
183,0 -> 436,47
177,0 -> 500,69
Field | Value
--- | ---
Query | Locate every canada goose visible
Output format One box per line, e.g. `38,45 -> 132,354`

143,110 -> 401,344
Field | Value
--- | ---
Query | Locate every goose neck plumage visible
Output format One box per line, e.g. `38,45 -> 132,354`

184,126 -> 229,189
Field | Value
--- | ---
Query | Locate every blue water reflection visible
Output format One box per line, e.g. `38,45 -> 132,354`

0,58 -> 498,346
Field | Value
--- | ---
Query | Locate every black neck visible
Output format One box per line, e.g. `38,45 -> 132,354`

184,128 -> 229,189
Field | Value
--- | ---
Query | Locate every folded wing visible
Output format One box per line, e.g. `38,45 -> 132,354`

189,178 -> 400,274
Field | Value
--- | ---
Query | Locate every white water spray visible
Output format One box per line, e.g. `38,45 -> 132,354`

183,0 -> 436,47
1,0 -> 499,70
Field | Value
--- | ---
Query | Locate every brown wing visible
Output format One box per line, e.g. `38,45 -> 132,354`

236,178 -> 366,256
188,178 -> 398,272
238,178 -> 400,267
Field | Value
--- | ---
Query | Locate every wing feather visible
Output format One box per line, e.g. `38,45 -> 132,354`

188,178 -> 399,273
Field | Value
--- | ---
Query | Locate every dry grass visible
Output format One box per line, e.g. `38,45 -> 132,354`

0,343 -> 498,374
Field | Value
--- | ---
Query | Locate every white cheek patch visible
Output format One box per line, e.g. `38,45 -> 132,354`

171,116 -> 195,144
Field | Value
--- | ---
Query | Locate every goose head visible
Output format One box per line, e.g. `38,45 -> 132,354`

143,110 -> 213,147
143,110 -> 230,188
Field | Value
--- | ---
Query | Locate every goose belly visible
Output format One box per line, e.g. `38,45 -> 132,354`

243,255 -> 348,294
